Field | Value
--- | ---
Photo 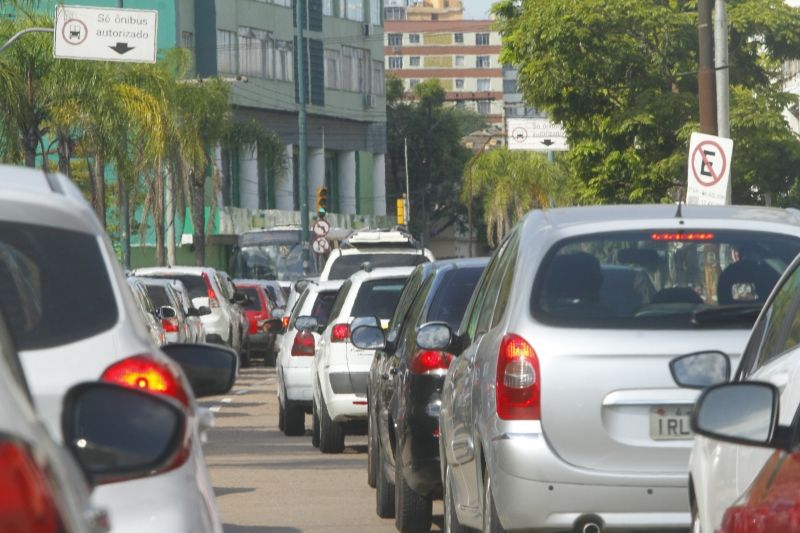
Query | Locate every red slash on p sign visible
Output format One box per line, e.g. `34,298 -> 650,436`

685,132 -> 733,206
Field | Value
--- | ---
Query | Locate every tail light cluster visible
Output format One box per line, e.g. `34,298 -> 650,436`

0,440 -> 63,533
291,331 -> 316,356
282,316 -> 290,329
496,334 -> 540,420
410,350 -> 453,375
201,272 -> 220,309
330,323 -> 351,343
101,354 -> 190,408
161,317 -> 179,333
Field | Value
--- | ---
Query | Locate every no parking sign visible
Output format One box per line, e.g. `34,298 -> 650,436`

686,132 -> 733,205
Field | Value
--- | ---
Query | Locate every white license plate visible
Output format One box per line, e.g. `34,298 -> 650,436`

649,406 -> 693,440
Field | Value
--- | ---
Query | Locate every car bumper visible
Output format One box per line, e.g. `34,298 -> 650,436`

326,393 -> 368,422
200,312 -> 228,340
283,365 -> 313,402
247,332 -> 272,351
488,432 -> 690,531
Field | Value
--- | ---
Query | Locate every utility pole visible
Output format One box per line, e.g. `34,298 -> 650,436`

403,137 -> 411,225
714,0 -> 731,204
698,0 -> 718,135
295,0 -> 310,273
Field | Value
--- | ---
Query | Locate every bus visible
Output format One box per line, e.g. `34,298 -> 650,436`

229,226 -> 319,282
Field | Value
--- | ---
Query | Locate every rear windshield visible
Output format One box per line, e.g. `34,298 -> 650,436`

239,287 -> 262,311
328,254 -> 428,280
0,222 -> 117,350
531,230 -> 800,329
427,267 -> 485,330
310,291 -> 339,327
351,278 -> 408,320
144,285 -> 170,309
148,274 -> 207,300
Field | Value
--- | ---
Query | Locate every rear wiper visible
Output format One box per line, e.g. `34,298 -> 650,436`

692,304 -> 763,325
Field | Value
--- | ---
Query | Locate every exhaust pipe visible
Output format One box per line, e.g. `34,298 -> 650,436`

582,523 -> 601,533
574,515 -> 603,533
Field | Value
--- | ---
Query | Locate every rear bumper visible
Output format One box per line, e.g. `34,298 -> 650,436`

248,332 -> 272,352
200,312 -> 228,341
283,366 -> 313,402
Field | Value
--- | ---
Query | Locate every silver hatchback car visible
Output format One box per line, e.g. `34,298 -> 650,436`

437,204 -> 800,533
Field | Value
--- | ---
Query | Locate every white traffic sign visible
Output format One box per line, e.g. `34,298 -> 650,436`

312,236 -> 331,254
313,219 -> 331,237
54,5 -> 158,64
506,118 -> 569,152
686,132 -> 733,206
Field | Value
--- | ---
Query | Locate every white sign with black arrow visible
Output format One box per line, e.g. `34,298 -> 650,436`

54,5 -> 158,64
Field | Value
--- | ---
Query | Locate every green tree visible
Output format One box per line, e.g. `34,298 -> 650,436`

494,0 -> 800,204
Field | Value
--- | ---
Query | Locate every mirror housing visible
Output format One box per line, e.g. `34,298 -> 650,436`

186,307 -> 200,317
416,322 -> 453,351
160,344 -> 237,398
61,382 -> 186,486
670,351 -> 731,389
351,316 -> 380,330
197,306 -> 212,316
158,306 -> 177,319
295,316 -> 318,332
351,326 -> 386,350
693,382 -> 780,448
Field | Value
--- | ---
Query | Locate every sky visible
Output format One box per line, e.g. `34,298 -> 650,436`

462,0 -> 494,20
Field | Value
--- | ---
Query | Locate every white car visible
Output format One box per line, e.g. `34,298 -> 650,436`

169,279 -> 208,343
312,267 -> 414,453
127,277 -> 167,346
319,228 -> 434,281
137,277 -> 192,344
0,165 -> 229,533
276,280 -> 343,436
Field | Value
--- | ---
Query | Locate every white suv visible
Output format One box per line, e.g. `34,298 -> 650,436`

312,267 -> 414,453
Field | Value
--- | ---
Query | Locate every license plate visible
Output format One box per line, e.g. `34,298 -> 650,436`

649,406 -> 693,440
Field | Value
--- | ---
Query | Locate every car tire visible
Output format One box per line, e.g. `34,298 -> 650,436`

375,444 -> 395,519
283,401 -> 305,436
395,449 -> 432,532
311,400 -> 321,448
367,413 -> 377,488
318,396 -> 345,454
482,472 -> 505,533
444,464 -> 470,533
691,495 -> 702,533
278,398 -> 285,431
241,349 -> 252,368
264,349 -> 276,367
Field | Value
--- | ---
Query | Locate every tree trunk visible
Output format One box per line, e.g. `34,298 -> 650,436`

57,133 -> 71,177
93,155 -> 107,228
154,161 -> 166,266
190,171 -> 206,266
166,165 -> 176,266
118,174 -> 131,270
23,127 -> 37,168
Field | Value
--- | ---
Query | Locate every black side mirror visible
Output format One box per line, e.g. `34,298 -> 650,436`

62,382 -> 186,486
160,344 -> 237,398
351,326 -> 386,350
197,306 -> 212,316
158,306 -> 177,319
186,307 -> 200,317
264,318 -> 284,333
232,292 -> 247,305
416,322 -> 454,351
693,382 -> 780,448
670,351 -> 731,389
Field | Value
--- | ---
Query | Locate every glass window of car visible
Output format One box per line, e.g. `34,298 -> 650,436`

476,235 -> 516,335
492,234 -> 520,328
239,287 -> 264,311
351,278 -> 408,321
531,230 -> 800,329
0,222 -> 118,350
399,276 -> 436,356
464,252 -> 503,343
310,290 -> 339,326
150,274 -> 206,300
427,266 -> 486,331
749,262 -> 800,371
288,289 -> 311,329
328,281 -> 353,324
328,253 -> 429,280
388,267 -> 425,331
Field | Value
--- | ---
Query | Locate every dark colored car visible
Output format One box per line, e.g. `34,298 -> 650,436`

235,282 -> 277,365
355,258 -> 488,532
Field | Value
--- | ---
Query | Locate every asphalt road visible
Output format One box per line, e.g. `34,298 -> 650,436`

201,365 -> 444,533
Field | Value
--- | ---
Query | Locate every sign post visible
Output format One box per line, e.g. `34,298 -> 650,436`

54,5 -> 158,63
686,132 -> 733,205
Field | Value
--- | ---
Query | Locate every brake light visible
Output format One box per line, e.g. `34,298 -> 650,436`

202,272 -> 220,308
496,334 -> 540,420
101,354 -> 190,408
291,331 -> 315,356
651,232 -> 715,241
0,441 -> 63,533
331,323 -> 351,343
162,318 -> 179,333
282,316 -> 290,329
410,350 -> 453,375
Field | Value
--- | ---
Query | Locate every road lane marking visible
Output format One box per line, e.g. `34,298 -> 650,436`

210,406 -> 221,412
236,389 -> 249,395
221,398 -> 233,403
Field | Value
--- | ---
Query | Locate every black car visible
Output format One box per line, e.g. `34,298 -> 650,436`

354,258 -> 488,532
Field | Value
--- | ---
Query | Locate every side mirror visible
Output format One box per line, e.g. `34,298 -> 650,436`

352,316 -> 380,330
160,344 -> 237,398
416,322 -> 453,351
61,382 -> 185,486
159,306 -> 177,319
670,351 -> 731,389
351,326 -> 386,350
186,307 -> 200,317
197,306 -> 212,316
693,382 -> 779,448
264,318 -> 284,333
232,291 -> 247,305
295,316 -> 318,332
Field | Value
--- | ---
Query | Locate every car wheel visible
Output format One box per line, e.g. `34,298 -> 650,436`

395,449 -> 432,532
311,400 -> 320,448
444,464 -> 470,533
367,413 -> 377,488
482,472 -> 505,533
318,396 -> 345,453
264,349 -> 276,367
375,443 -> 395,518
691,495 -> 702,533
278,398 -> 285,431
283,400 -> 305,436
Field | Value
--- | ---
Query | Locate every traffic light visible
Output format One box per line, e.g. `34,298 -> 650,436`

396,195 -> 406,225
316,186 -> 329,216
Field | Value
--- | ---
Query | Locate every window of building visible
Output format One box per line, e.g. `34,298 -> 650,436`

409,56 -> 420,67
370,0 -> 381,25
355,48 -> 369,93
476,32 -> 490,45
455,78 -> 464,89
273,0 -> 291,6
342,46 -> 353,89
477,101 -> 491,114
454,32 -> 463,43
238,27 -> 269,78
455,100 -> 465,108
372,60 -> 385,95
388,33 -> 402,47
265,36 -> 275,78
384,6 -> 405,20
276,40 -> 294,82
388,56 -> 403,69
409,33 -> 420,43
324,0 -> 334,15
342,46 -> 369,91
345,0 -> 364,21
476,55 -> 490,68
409,79 -> 420,88
454,55 -> 464,67
325,49 -> 340,89
431,13 -> 438,20
181,31 -> 194,50
477,78 -> 490,91
217,30 -> 237,74
503,78 -> 517,93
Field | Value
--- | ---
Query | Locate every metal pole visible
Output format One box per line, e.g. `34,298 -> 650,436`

0,28 -> 53,54
714,0 -> 731,203
404,136 -> 411,225
295,0 -> 310,272
698,0 -> 718,135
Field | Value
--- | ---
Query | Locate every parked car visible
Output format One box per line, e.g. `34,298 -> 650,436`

319,228 -> 434,281
434,204 -> 800,532
353,258 -> 488,530
670,246 -> 800,533
137,277 -> 192,344
235,280 -> 277,365
0,165 -> 238,533
310,266 -> 414,453
169,279 -> 208,343
275,280 -> 343,436
127,277 -> 167,346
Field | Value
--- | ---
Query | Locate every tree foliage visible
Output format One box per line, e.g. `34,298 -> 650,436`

494,0 -> 800,204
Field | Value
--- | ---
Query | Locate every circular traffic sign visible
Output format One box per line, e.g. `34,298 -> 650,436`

62,18 -> 88,45
691,140 -> 727,187
313,219 -> 331,237
312,236 -> 330,254
511,127 -> 527,143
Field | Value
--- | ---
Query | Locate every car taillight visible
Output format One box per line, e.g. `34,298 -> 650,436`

410,350 -> 453,375
496,334 -> 540,420
202,272 -> 219,308
291,331 -> 315,356
331,323 -> 350,343
282,316 -> 290,329
162,318 -> 179,333
0,440 -> 63,533
101,354 -> 190,408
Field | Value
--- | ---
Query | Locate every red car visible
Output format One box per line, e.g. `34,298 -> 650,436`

234,282 -> 277,365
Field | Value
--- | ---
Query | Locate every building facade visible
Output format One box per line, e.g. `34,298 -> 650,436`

384,20 -> 503,122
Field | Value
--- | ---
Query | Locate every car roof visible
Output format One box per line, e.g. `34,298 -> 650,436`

133,266 -> 217,276
346,266 -> 416,284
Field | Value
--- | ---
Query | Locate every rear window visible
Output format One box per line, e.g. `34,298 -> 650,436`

427,267 -> 485,330
144,285 -> 170,308
0,222 -> 117,350
149,274 -> 207,300
328,254 -> 428,280
531,230 -> 800,329
310,290 -> 339,326
239,287 -> 263,311
351,278 -> 407,320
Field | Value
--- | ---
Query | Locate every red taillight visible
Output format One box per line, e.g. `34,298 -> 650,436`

331,323 -> 351,343
410,350 -> 453,375
202,272 -> 220,308
101,354 -> 190,408
291,331 -> 315,356
161,318 -> 179,333
496,334 -> 540,420
282,316 -> 290,329
0,441 -> 63,533
651,232 -> 715,241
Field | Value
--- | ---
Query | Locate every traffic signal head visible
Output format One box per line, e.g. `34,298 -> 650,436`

396,196 -> 406,225
317,186 -> 329,214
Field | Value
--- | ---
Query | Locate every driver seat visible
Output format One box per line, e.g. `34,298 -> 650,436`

717,260 -> 780,305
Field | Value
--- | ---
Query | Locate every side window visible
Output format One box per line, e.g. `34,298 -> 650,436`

476,235 -> 515,335
389,268 -> 425,332
464,252 -> 503,342
398,276 -> 434,358
327,281 -> 352,324
750,265 -> 800,372
288,289 -> 311,329
491,233 -> 520,328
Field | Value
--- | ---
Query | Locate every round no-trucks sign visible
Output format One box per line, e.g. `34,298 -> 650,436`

686,132 -> 733,206
691,139 -> 727,187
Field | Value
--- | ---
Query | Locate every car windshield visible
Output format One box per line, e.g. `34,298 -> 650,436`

427,267 -> 486,330
236,244 -> 317,281
531,230 -> 800,329
239,287 -> 263,311
351,278 -> 408,320
328,254 -> 428,280
149,274 -> 207,300
0,221 -> 117,350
